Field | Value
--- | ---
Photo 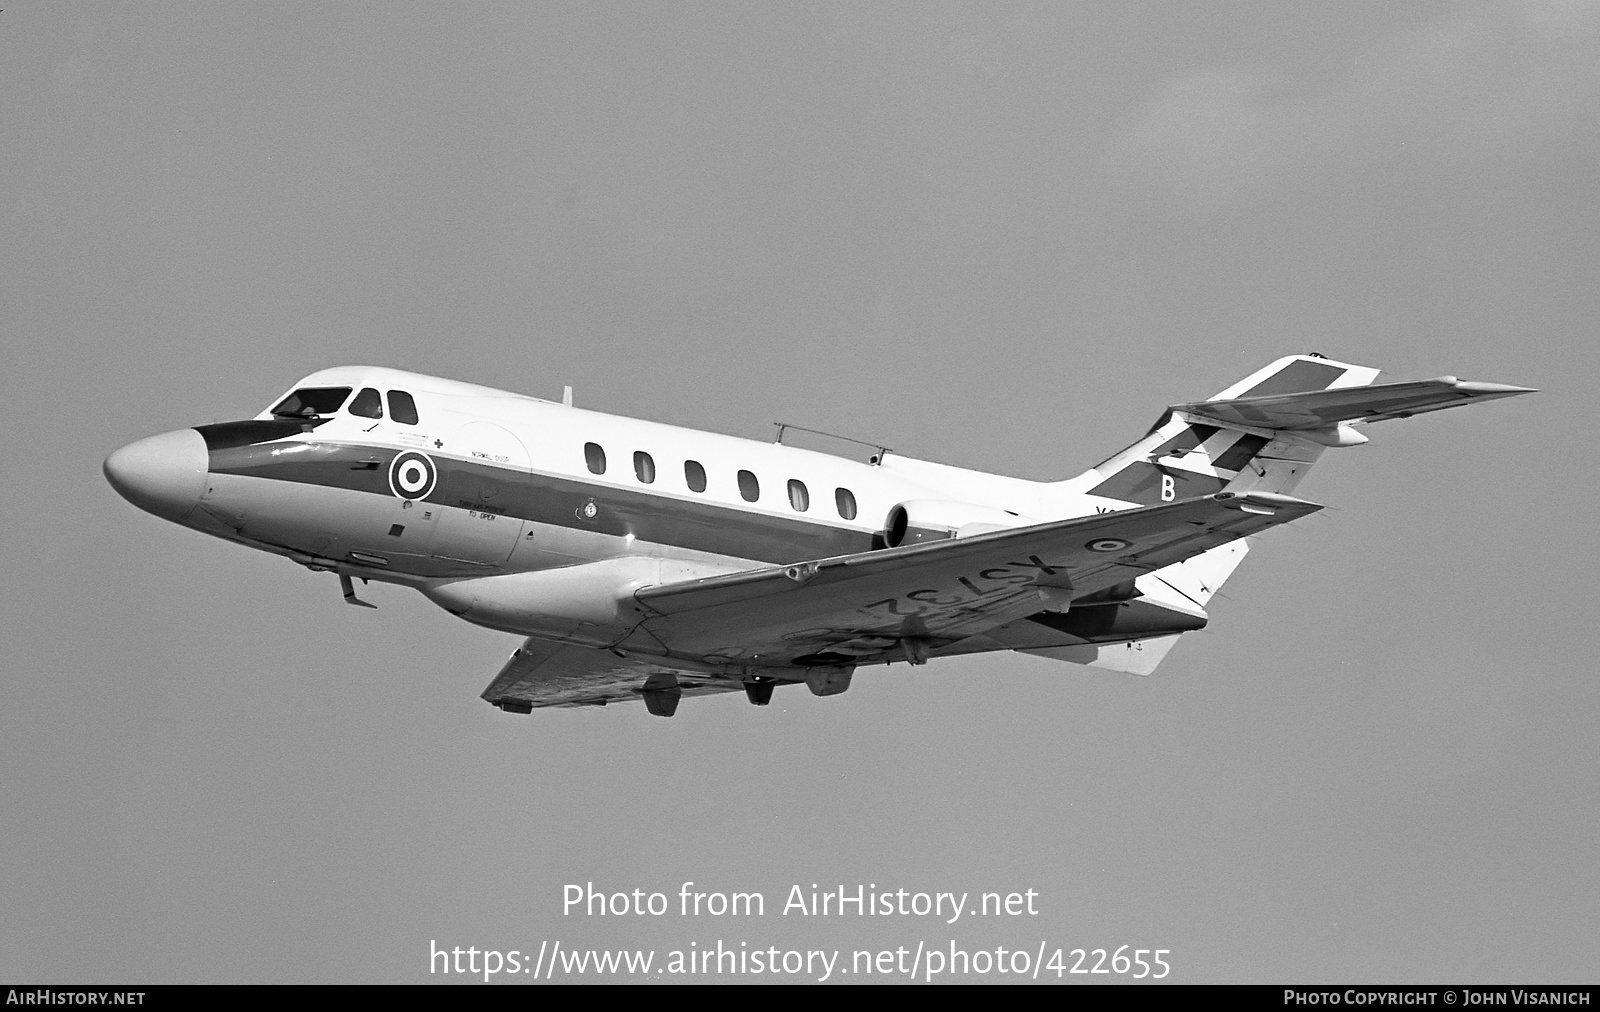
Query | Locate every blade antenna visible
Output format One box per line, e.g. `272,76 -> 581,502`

339,572 -> 377,609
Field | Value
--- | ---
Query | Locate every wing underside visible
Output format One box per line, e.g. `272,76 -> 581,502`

480,639 -> 749,716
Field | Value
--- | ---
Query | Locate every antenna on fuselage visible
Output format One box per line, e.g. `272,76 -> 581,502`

563,385 -> 573,407
772,422 -> 893,465
339,572 -> 376,609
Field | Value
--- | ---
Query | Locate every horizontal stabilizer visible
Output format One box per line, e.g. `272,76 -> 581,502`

1174,377 -> 1535,432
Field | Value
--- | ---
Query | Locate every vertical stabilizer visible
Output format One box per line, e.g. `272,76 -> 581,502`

1030,353 -> 1531,678
1067,354 -> 1378,508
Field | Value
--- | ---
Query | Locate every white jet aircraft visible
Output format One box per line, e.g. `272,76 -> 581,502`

105,354 -> 1531,717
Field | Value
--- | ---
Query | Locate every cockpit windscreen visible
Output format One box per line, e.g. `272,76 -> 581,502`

271,387 -> 352,419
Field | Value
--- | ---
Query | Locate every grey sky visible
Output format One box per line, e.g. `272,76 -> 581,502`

2,2 -> 1595,982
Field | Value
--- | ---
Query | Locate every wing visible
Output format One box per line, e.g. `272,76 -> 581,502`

633,490 -> 1321,666
480,638 -> 745,716
481,491 -> 1317,714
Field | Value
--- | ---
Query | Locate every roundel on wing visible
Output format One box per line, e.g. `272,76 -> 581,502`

388,451 -> 437,501
1086,537 -> 1131,553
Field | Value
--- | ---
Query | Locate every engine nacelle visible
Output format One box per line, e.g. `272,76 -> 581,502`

882,499 -> 1038,548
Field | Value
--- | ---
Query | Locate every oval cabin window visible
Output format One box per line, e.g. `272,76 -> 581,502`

584,442 -> 607,475
737,469 -> 760,502
835,487 -> 857,520
634,451 -> 656,484
787,479 -> 810,512
684,460 -> 707,493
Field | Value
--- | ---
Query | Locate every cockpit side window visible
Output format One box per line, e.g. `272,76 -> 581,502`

349,388 -> 383,419
271,387 -> 352,419
387,390 -> 419,425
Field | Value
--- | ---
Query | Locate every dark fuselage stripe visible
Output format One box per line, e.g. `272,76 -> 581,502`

1086,461 -> 1225,505
1237,359 -> 1345,398
207,439 -> 877,564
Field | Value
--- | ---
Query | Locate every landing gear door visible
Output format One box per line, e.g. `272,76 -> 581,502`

430,421 -> 529,566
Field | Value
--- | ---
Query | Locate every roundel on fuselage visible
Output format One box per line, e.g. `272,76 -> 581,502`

389,451 -> 437,501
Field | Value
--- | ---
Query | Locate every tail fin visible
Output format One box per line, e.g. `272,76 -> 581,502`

1022,355 -> 1533,677
1067,354 -> 1533,507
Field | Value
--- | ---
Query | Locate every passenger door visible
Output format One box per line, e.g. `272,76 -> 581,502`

428,421 -> 530,567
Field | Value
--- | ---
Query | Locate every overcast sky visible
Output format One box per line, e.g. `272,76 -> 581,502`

3,1 -> 1595,983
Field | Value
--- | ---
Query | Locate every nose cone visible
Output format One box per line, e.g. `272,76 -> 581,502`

104,429 -> 208,523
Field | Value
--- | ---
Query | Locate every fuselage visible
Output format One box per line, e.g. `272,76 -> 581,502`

104,366 -> 1098,607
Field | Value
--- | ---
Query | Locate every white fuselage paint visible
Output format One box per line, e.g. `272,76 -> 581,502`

109,364 -> 1238,665
216,365 -> 1107,586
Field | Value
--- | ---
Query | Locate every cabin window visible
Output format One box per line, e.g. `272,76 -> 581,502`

271,387 -> 351,419
584,442 -> 607,475
634,451 -> 656,484
787,479 -> 810,512
684,460 -> 707,493
737,469 -> 760,502
349,388 -> 383,419
835,487 -> 857,520
387,390 -> 419,425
